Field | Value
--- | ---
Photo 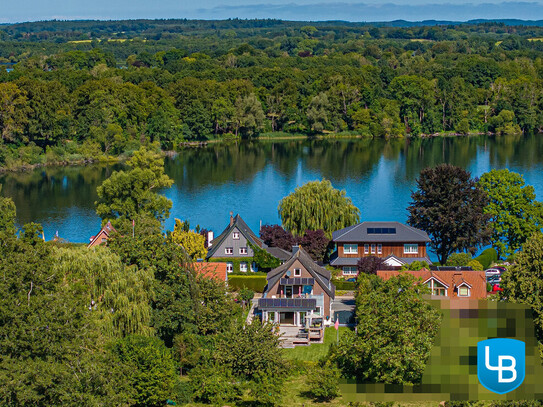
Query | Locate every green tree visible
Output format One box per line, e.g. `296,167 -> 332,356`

478,169 -> 543,258
113,335 -> 177,407
407,164 -> 492,264
0,185 -> 16,234
234,93 -> 265,137
446,253 -> 472,267
500,233 -> 543,340
0,82 -> 29,142
329,273 -> 441,384
95,146 -> 174,227
307,364 -> 341,401
278,179 -> 360,238
307,92 -> 331,132
171,218 -> 207,259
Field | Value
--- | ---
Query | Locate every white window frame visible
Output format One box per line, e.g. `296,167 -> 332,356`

343,266 -> 358,275
314,306 -> 322,316
458,285 -> 471,297
404,244 -> 418,254
240,262 -> 248,272
377,244 -> 382,254
294,268 -> 301,277
364,244 -> 369,254
233,232 -> 240,240
371,244 -> 376,254
225,247 -> 233,255
226,262 -> 233,273
427,279 -> 447,296
239,247 -> 248,255
343,244 -> 358,254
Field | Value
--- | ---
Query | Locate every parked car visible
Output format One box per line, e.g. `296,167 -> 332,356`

495,266 -> 507,273
486,275 -> 501,284
346,278 -> 357,283
485,268 -> 501,277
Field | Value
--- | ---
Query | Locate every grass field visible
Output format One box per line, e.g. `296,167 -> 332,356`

282,326 -> 351,362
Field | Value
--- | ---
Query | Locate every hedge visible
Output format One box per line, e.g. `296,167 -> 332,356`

228,275 -> 268,292
333,280 -> 356,290
473,248 -> 498,269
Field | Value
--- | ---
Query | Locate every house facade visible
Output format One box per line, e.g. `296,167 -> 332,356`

330,221 -> 432,277
377,269 -> 487,299
259,246 -> 335,327
88,221 -> 116,248
206,213 -> 290,273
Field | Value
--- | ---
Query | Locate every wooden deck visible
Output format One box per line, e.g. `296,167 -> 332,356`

278,326 -> 324,348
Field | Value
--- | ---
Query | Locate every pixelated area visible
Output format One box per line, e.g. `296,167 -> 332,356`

340,299 -> 543,402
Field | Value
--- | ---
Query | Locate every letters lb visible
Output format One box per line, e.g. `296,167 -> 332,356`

477,338 -> 525,394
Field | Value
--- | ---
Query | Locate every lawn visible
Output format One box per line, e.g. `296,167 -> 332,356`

282,326 -> 351,362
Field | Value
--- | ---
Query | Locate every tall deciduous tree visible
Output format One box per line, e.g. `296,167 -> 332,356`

171,218 -> 207,260
95,146 -> 173,228
478,169 -> 543,258
407,164 -> 491,264
260,224 -> 297,251
0,185 -> 16,235
328,273 -> 441,384
500,232 -> 543,340
278,179 -> 360,238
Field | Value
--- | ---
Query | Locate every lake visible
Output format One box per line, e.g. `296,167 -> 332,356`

1,134 -> 543,254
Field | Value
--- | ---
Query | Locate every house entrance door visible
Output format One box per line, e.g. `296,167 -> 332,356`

285,286 -> 293,298
280,312 -> 295,325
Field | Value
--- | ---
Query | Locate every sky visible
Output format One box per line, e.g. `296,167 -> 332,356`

2,0 -> 543,23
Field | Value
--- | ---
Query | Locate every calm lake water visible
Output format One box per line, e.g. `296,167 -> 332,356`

1,134 -> 543,252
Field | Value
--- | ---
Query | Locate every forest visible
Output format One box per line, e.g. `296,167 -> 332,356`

2,19 -> 543,169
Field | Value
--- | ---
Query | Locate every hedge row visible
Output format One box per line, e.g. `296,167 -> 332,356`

228,275 -> 268,292
473,248 -> 498,269
333,280 -> 356,290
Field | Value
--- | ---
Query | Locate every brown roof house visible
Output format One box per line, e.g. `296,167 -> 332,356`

330,221 -> 432,277
192,262 -> 228,282
259,246 -> 336,327
377,268 -> 487,299
88,221 -> 116,248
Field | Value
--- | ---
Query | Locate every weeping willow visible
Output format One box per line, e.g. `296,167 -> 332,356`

52,246 -> 154,338
278,179 -> 360,238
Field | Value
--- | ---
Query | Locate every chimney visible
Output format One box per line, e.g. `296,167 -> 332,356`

229,211 -> 234,226
292,245 -> 300,255
208,231 -> 214,247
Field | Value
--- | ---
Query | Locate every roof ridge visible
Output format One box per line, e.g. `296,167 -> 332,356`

333,222 -> 365,240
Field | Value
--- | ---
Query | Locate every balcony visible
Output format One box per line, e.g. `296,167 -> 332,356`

258,298 -> 317,309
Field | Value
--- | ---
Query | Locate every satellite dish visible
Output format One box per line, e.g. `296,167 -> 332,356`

285,270 -> 291,277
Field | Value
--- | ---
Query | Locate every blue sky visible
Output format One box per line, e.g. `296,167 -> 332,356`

2,0 -> 543,23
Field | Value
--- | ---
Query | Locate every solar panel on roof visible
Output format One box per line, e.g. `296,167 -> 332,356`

367,227 -> 396,234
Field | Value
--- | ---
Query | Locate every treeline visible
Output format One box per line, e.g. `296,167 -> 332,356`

2,20 -> 543,168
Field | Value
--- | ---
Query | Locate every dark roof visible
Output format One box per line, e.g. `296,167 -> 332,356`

264,246 -> 292,262
206,214 -> 263,259
266,246 -> 335,299
332,221 -> 430,243
329,252 -> 359,267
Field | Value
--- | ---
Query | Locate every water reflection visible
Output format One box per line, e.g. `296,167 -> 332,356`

1,134 -> 543,244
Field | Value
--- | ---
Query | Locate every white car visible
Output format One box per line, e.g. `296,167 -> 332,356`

485,268 -> 501,277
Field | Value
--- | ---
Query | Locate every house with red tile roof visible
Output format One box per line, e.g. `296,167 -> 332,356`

193,262 -> 228,282
377,268 -> 487,299
88,221 -> 116,248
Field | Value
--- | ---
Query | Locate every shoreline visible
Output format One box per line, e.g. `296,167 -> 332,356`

0,131 -> 517,173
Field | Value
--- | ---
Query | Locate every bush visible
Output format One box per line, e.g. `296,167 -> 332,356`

333,280 -> 356,290
467,260 -> 484,271
307,364 -> 341,401
238,287 -> 255,303
473,248 -> 498,269
446,253 -> 472,267
190,362 -> 239,405
228,275 -> 267,292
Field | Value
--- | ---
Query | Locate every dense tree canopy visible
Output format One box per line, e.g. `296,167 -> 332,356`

407,164 -> 492,264
478,169 -> 543,258
278,180 -> 360,238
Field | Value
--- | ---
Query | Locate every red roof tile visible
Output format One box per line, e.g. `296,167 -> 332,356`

193,262 -> 228,282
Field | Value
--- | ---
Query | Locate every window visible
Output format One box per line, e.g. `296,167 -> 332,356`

240,262 -> 248,272
251,262 -> 258,272
268,311 -> 275,322
343,266 -> 358,275
404,244 -> 418,254
239,247 -> 247,255
367,228 -> 396,234
344,244 -> 358,254
427,279 -> 447,296
314,306 -> 321,316
377,244 -> 382,254
371,244 -> 376,254
225,247 -> 233,255
226,262 -> 233,273
294,268 -> 301,277
458,286 -> 470,297
364,244 -> 369,254
233,232 -> 240,240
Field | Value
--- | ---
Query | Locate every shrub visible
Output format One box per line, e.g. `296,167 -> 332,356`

190,362 -> 239,405
333,280 -> 356,290
467,260 -> 484,271
238,287 -> 255,303
473,248 -> 498,269
228,275 -> 267,292
446,253 -> 472,267
307,364 -> 341,401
